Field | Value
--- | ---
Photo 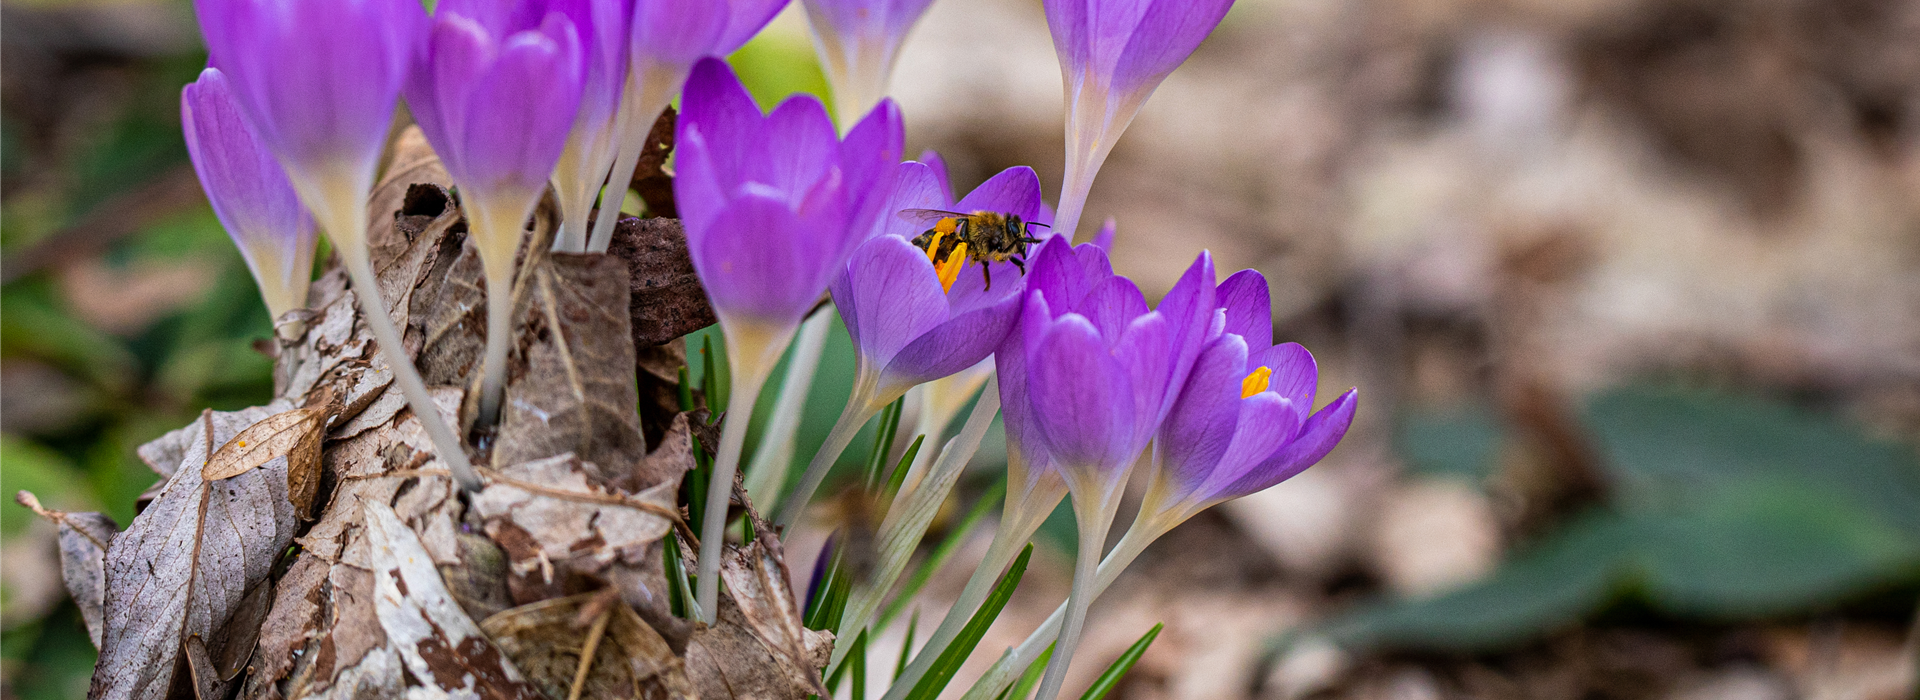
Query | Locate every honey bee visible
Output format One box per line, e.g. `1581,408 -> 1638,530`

900,209 -> 1048,290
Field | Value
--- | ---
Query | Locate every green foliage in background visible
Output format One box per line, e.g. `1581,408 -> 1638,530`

1327,386 -> 1920,652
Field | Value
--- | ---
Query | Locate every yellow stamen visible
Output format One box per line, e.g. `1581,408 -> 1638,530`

934,242 -> 968,293
924,228 -> 947,264
1241,366 -> 1272,398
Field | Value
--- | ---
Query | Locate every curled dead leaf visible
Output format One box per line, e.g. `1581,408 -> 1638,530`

15,490 -> 117,649
203,407 -> 327,519
481,590 -> 695,700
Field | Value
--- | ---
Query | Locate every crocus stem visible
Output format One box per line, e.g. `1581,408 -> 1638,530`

1053,87 -> 1147,243
902,385 -> 940,494
1031,484 -> 1124,700
475,245 -> 515,427
828,378 -> 999,670
325,218 -> 480,492
774,376 -> 881,530
1051,151 -> 1100,246
744,308 -> 837,510
695,365 -> 771,623
551,117 -> 616,253
881,499 -> 1055,700
587,62 -> 682,254
959,515 -> 1174,700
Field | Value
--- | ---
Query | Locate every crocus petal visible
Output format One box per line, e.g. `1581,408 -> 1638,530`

882,296 -> 1021,391
1113,310 -> 1173,446
182,68 -> 317,317
672,128 -> 728,233
1088,218 -> 1116,251
456,26 -> 584,196
759,97 -> 840,200
1223,388 -> 1357,499
835,236 -> 950,366
1028,315 -> 1134,471
678,57 -> 763,192
1204,391 -> 1302,493
630,0 -> 729,66
873,160 -> 945,241
1155,333 -> 1246,494
1109,0 -> 1233,95
954,166 -> 1045,222
1077,276 -> 1148,345
998,292 -> 1056,458
714,0 -> 790,54
1148,251 -> 1218,419
1257,342 -> 1317,407
1218,268 -> 1271,357
694,193 -> 826,327
919,149 -> 953,199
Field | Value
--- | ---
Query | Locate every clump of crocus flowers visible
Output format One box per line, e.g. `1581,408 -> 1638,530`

184,0 -> 1353,696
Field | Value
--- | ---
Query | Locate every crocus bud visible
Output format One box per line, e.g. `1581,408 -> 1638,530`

193,0 -> 425,247
800,0 -> 938,119
583,0 -> 789,251
548,0 -> 635,251
1044,0 -> 1234,240
182,68 -> 318,337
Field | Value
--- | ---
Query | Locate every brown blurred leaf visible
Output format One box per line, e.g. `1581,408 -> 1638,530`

14,491 -> 117,649
481,591 -> 695,700
608,217 -> 716,348
717,528 -> 831,697
632,106 -> 677,218
492,251 -> 648,475
364,500 -> 545,698
93,406 -> 300,699
203,407 -> 325,517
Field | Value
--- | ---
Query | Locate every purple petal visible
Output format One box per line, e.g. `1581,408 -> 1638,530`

1113,310 -> 1173,446
881,294 -> 1022,391
454,24 -> 584,197
693,192 -> 827,328
746,95 -> 837,199
941,257 -> 1026,316
1256,342 -> 1317,407
1150,251 -> 1218,417
918,149 -> 953,200
834,236 -> 949,366
630,0 -> 729,66
199,0 -> 424,178
997,292 -> 1056,454
1088,217 -> 1116,250
1028,315 -> 1135,472
954,166 -> 1044,222
835,99 -> 906,252
1217,268 -> 1271,357
407,15 -> 492,173
715,0 -> 791,54
1224,389 -> 1357,499
875,160 -> 946,241
1077,276 -> 1147,345
182,70 -> 313,252
1155,333 -> 1246,497
678,58 -> 763,193
1203,392 -> 1303,495
1110,0 -> 1233,96
671,128 -> 727,234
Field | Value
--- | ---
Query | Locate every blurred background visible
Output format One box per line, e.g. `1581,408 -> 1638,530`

4,0 -> 1919,698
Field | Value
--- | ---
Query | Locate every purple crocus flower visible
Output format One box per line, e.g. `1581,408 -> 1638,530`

1044,0 -> 1234,240
1143,269 -> 1357,521
1020,244 -> 1218,700
182,68 -> 318,337
676,56 -> 902,623
773,162 -> 1043,529
583,0 -> 790,251
194,0 -> 425,247
194,0 -> 483,492
408,0 -> 586,424
800,0 -> 938,119
548,0 -> 635,251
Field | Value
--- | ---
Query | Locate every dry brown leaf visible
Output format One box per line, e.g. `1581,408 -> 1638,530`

686,593 -> 835,700
608,217 -> 716,348
717,529 -> 831,697
14,490 -> 117,648
472,453 -> 679,600
367,127 -> 454,263
203,407 -> 327,519
365,500 -> 545,698
240,554 -> 327,699
93,406 -> 300,700
482,590 -> 695,700
491,251 -> 648,477
631,107 -> 677,218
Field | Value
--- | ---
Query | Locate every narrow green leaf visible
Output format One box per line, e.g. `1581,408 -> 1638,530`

883,435 -> 925,500
805,545 -> 847,629
878,478 -> 1006,630
1004,643 -> 1054,700
677,365 -> 695,412
865,397 -> 906,489
664,533 -> 696,619
850,628 -> 869,700
894,609 -> 918,682
903,544 -> 1033,700
1077,623 -> 1162,700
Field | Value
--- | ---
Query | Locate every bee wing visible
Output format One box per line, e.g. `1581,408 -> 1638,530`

897,208 -> 969,225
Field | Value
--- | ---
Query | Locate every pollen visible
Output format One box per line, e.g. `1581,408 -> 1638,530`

935,242 -> 969,293
1241,366 -> 1272,398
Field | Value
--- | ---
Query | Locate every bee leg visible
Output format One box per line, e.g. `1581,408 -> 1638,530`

1012,257 -> 1027,274
981,264 -> 993,291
